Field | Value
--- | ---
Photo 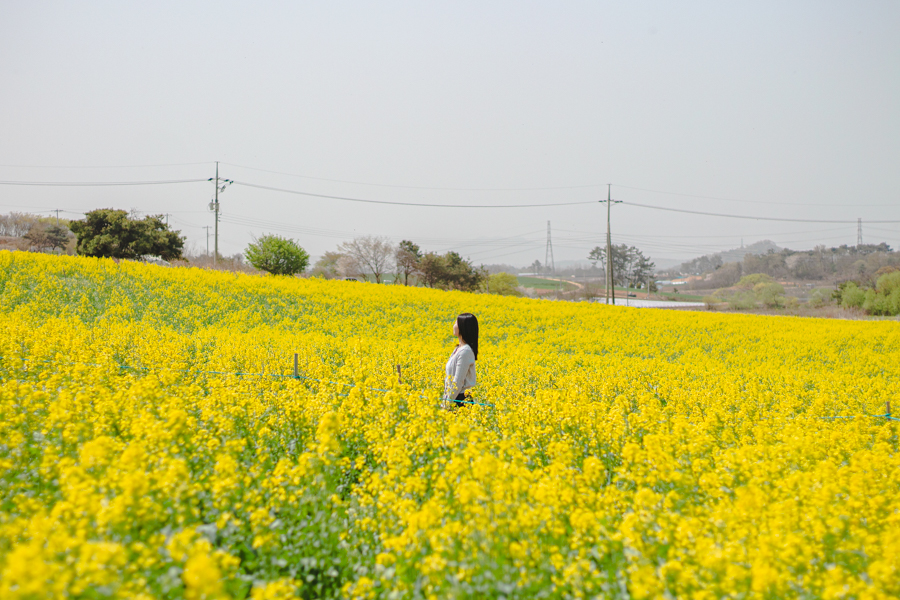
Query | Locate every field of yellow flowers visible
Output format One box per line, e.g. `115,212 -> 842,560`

1,251 -> 899,599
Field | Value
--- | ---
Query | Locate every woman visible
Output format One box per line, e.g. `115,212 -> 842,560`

444,313 -> 478,408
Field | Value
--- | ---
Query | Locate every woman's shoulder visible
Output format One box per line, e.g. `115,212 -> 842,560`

458,344 -> 475,358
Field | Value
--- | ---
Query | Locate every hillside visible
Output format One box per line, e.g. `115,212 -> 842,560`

1,251 -> 899,598
718,239 -> 782,263
670,240 -> 783,276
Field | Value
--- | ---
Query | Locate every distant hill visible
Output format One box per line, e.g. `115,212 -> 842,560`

717,240 -> 782,264
670,240 -> 783,276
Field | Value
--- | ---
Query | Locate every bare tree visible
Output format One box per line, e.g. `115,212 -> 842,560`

336,254 -> 364,280
337,236 -> 394,283
0,212 -> 41,237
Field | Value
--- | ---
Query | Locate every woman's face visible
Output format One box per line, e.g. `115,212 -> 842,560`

453,319 -> 459,338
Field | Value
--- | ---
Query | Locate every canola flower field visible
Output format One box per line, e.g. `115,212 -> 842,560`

1,251 -> 899,600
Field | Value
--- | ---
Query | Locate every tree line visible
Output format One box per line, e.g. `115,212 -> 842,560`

3,209 -> 495,292
676,243 -> 899,291
0,212 -> 74,253
304,236 -> 488,291
4,208 -> 668,300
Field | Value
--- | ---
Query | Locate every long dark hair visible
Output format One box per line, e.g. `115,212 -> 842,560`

457,313 -> 478,360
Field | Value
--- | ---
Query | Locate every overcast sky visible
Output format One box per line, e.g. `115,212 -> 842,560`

2,1 -> 898,267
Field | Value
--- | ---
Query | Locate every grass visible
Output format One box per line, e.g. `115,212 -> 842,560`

517,276 -> 578,291
656,291 -> 706,302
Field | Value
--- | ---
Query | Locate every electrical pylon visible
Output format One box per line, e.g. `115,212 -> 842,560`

545,220 -> 555,276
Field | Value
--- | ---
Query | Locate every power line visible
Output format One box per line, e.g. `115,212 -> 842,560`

221,162 -> 606,192
464,239 -> 544,258
432,228 -> 546,251
232,178 -> 899,220
556,225 -> 854,239
223,212 -> 547,250
865,225 -> 899,234
602,233 -> 860,254
594,230 -> 857,247
615,184 -> 897,208
622,200 -> 900,224
230,180 -> 597,208
0,161 -> 211,169
0,159 -> 893,210
0,178 -> 208,187
467,244 -> 547,262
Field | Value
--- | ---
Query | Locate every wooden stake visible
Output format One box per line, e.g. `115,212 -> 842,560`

887,401 -> 892,418
293,353 -> 299,379
396,364 -> 402,384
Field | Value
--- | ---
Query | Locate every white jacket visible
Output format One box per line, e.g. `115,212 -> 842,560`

444,344 -> 476,399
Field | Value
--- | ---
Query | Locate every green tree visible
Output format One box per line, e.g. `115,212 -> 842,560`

627,251 -> 656,290
70,209 -> 185,261
588,244 -> 653,287
443,251 -> 485,291
754,282 -> 786,308
862,270 -> 900,315
395,240 -> 422,286
24,223 -> 70,252
418,251 -> 485,291
419,252 -> 445,288
484,272 -> 522,296
840,282 -> 866,309
244,234 -> 310,276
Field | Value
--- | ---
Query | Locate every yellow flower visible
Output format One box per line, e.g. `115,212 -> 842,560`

183,551 -> 224,599
2,250 -> 899,599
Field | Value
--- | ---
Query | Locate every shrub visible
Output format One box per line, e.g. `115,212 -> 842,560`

754,282 -> 786,308
875,271 -> 900,296
736,273 -> 775,289
245,235 -> 310,276
807,289 -> 828,308
888,288 -> 900,315
862,272 -> 900,315
729,291 -> 757,310
484,272 -> 522,297
703,295 -> 720,310
840,283 -> 866,309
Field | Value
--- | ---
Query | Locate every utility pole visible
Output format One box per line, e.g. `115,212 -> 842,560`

213,162 -> 220,264
164,214 -> 171,226
857,218 -> 863,246
600,184 -> 622,305
208,161 -> 233,265
53,209 -> 61,226
202,226 -> 212,256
